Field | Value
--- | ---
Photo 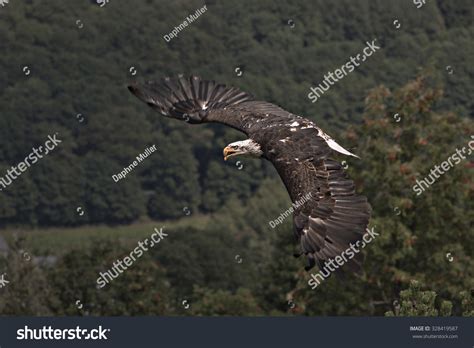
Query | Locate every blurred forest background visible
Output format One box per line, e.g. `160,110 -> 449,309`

0,0 -> 473,316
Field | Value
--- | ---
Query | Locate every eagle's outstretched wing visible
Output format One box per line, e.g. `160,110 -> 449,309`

128,75 -> 254,132
128,75 -> 298,135
258,126 -> 371,273
129,75 -> 371,274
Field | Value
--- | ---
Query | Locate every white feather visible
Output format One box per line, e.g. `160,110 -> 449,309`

315,128 -> 359,158
326,138 -> 359,158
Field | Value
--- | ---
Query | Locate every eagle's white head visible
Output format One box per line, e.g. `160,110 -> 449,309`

223,139 -> 263,161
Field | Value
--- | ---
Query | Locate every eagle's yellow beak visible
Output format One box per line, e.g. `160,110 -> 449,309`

223,146 -> 235,161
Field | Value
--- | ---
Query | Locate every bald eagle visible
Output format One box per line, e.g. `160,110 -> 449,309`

128,75 -> 371,274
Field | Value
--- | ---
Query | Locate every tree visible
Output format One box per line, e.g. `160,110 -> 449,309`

385,280 -> 452,316
285,74 -> 473,316
187,287 -> 263,316
0,238 -> 54,315
82,154 -> 145,224
49,238 -> 173,316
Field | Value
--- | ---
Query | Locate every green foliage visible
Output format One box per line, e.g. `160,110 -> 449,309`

459,291 -> 474,317
83,154 -> 145,224
188,287 -> 263,316
385,280 -> 474,317
143,130 -> 201,219
385,280 -> 447,316
0,237 -> 173,315
345,75 -> 474,304
49,238 -> 172,316
0,238 -> 54,315
152,225 -> 259,299
1,0 -> 472,225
